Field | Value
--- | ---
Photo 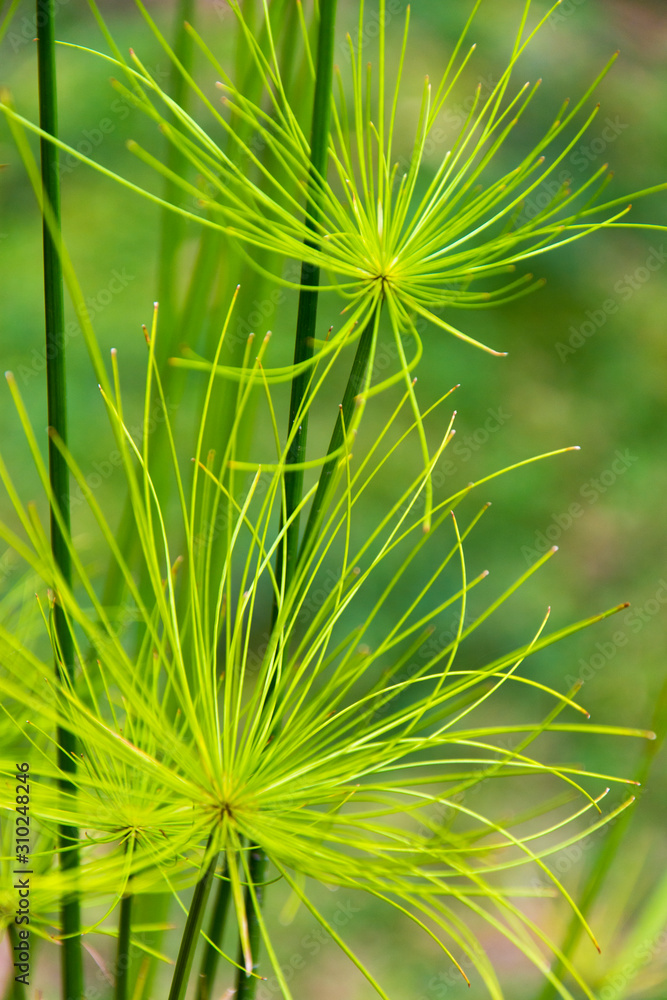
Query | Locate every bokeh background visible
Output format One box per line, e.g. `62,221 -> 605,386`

1,0 -> 666,997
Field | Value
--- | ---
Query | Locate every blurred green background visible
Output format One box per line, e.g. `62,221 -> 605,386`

1,0 -> 666,997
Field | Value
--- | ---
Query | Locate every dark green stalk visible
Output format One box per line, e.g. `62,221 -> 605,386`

36,2 -> 83,997
235,848 -> 268,1000
114,894 -> 132,1000
234,4 -> 338,999
298,305 -> 380,565
168,837 -> 219,1000
156,0 -> 196,362
276,0 -> 339,591
115,854 -> 133,1000
195,860 -> 231,1000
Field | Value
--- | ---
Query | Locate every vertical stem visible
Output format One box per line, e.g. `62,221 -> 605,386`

235,848 -> 268,1000
115,894 -> 132,1000
277,0 -> 339,590
156,0 -> 196,361
167,837 -> 219,1000
298,305 -> 381,564
36,2 -> 83,998
234,3 -> 338,998
115,856 -> 133,1000
195,860 -> 231,1000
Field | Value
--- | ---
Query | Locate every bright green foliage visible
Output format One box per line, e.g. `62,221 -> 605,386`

6,0 -> 662,358
4,0 -> 662,528
0,297 -> 653,999
0,1 -> 663,998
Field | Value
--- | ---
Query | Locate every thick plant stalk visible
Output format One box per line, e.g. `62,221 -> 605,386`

36,1 -> 83,996
115,866 -> 133,1000
195,860 -> 231,1000
277,0 -> 339,588
168,838 -> 220,1000
235,3 -> 338,998
234,849 -> 268,1000
299,305 -> 381,564
156,0 -> 196,362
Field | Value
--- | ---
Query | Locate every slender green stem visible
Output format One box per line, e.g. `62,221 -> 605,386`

299,304 -> 381,564
156,0 -> 196,360
234,4 -> 338,998
114,895 -> 133,1000
36,2 -> 83,997
277,0 -> 339,590
115,858 -> 133,1000
195,860 -> 231,1000
168,837 -> 219,1000
235,848 -> 268,1000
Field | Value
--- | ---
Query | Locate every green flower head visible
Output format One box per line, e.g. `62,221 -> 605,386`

34,0 -> 659,359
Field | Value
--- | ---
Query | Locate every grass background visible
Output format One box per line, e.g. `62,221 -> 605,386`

1,0 -> 666,996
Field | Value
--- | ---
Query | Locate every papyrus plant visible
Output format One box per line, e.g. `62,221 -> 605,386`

0,294 -> 653,1000
0,1 -> 664,998
6,0 -> 663,528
